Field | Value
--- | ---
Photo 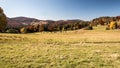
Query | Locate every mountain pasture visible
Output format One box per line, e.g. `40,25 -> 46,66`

0,26 -> 120,68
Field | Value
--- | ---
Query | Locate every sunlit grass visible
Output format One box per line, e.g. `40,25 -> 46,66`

0,25 -> 120,68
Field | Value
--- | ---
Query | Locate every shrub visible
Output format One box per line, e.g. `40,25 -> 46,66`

20,27 -> 27,33
106,27 -> 110,30
117,24 -> 120,29
84,26 -> 93,30
6,29 -> 19,33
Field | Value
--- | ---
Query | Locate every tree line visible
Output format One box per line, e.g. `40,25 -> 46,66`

91,16 -> 120,30
20,20 -> 89,33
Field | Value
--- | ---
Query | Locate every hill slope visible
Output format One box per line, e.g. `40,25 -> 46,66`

7,17 -> 40,28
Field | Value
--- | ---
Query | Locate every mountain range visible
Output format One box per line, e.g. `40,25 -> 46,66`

7,17 -> 84,28
7,16 -> 120,28
7,17 -> 40,28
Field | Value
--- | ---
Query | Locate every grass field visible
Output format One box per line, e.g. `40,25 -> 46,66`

0,25 -> 120,68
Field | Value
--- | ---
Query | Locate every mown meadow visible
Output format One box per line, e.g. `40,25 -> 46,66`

0,26 -> 120,68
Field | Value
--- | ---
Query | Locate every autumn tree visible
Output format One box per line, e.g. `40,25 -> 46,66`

110,21 -> 117,29
0,7 -> 7,32
20,27 -> 27,33
39,24 -> 45,32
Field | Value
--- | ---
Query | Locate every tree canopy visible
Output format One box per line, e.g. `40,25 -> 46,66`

0,7 -> 7,32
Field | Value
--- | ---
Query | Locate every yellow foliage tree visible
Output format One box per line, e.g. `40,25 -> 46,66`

110,21 -> 117,29
20,27 -> 27,33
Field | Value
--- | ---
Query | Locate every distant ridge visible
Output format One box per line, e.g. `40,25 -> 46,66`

7,17 -> 40,28
7,15 -> 120,28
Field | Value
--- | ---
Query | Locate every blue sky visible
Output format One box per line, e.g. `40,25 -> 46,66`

0,0 -> 120,21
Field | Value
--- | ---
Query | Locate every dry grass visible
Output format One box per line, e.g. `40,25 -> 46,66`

0,25 -> 120,68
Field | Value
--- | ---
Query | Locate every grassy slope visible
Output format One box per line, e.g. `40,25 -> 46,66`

0,25 -> 120,68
